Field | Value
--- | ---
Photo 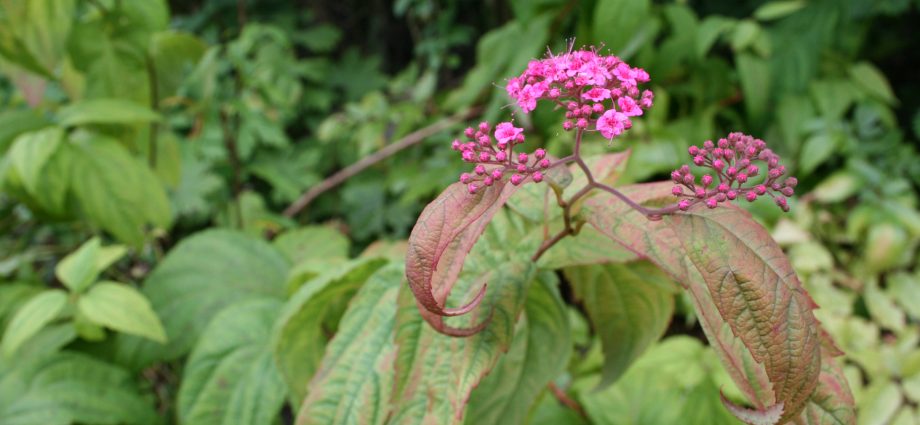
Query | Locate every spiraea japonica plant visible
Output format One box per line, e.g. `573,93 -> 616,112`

404,47 -> 856,424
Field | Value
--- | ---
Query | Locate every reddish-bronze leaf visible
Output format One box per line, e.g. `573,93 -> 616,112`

582,182 -> 825,423
405,181 -> 519,336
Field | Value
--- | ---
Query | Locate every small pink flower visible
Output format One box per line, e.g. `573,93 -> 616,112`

494,122 -> 523,145
582,87 -> 611,102
596,109 -> 629,139
617,96 -> 643,117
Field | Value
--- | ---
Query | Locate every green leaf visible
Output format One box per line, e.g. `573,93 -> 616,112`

178,299 -> 287,425
737,53 -> 771,126
149,31 -> 207,97
593,0 -> 651,56
466,271 -> 572,425
58,99 -> 161,127
69,134 -> 171,246
731,20 -> 761,52
115,229 -> 289,368
77,282 -> 166,343
0,109 -> 49,154
574,337 -> 741,425
1,289 -> 67,357
5,127 -> 63,196
0,352 -> 157,425
536,225 -> 638,269
54,237 -> 100,293
813,171 -> 862,203
583,182 -> 823,423
273,226 -> 350,265
272,258 -> 387,403
293,265 -> 403,425
753,1 -> 806,21
564,261 -> 676,388
696,16 -> 734,58
849,62 -> 897,105
799,133 -> 838,176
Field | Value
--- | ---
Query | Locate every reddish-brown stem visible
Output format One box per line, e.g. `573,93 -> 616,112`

548,382 -> 587,418
283,108 -> 480,218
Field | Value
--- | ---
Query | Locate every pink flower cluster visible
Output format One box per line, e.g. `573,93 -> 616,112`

671,132 -> 797,212
452,121 -> 551,194
505,48 -> 654,139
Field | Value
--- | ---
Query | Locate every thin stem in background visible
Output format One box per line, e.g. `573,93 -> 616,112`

145,54 -> 159,168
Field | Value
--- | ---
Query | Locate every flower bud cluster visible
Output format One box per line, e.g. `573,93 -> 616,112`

453,121 -> 551,194
671,132 -> 797,212
505,48 -> 654,140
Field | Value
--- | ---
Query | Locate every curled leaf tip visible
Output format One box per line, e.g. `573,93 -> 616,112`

720,390 -> 784,425
441,283 -> 487,316
422,306 -> 493,338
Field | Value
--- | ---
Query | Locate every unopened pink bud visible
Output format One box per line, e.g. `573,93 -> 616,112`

517,164 -> 527,173
715,193 -> 727,202
768,169 -> 781,179
464,127 -> 475,138
593,103 -> 605,113
736,173 -> 748,183
683,174 -> 694,185
478,136 -> 491,146
679,199 -> 691,211
479,152 -> 491,162
462,151 -> 475,162
497,140 -> 508,150
745,191 -> 757,202
781,187 -> 794,197
549,88 -> 561,98
768,157 -> 779,168
671,171 -> 682,182
563,121 -> 574,131
483,177 -> 494,186
688,145 -> 700,156
726,190 -> 737,200
514,134 -> 525,144
703,140 -> 714,150
511,174 -> 524,185
475,164 -> 486,175
452,140 -> 462,150
775,196 -> 789,211
460,173 -> 472,184
533,171 -> 544,183
695,188 -> 706,198
706,198 -> 718,209
726,167 -> 737,177
738,159 -> 750,168
713,148 -> 724,158
567,101 -> 578,110
672,186 -> 683,196
747,165 -> 759,176
772,182 -> 782,191
518,153 -> 528,163
576,118 -> 588,129
468,183 -> 478,194
539,158 -> 550,169
718,138 -> 729,149
693,155 -> 705,166
713,159 -> 724,170
491,169 -> 502,180
718,183 -> 729,193
724,149 -> 735,159
785,177 -> 798,187
679,165 -> 691,175
701,175 -> 713,187
534,148 -> 546,159
478,122 -> 490,132
755,185 -> 767,195
581,105 -> 592,116
495,151 -> 507,162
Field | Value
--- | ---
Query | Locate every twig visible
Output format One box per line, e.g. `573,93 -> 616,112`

548,382 -> 587,418
145,54 -> 159,168
219,110 -> 244,228
283,107 -> 481,218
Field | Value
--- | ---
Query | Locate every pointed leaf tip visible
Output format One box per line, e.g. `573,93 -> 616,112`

720,391 -> 784,425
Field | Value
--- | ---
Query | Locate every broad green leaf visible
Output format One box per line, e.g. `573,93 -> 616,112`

582,182 -> 823,423
272,258 -> 387,403
0,351 -> 157,425
178,300 -> 287,425
405,181 -> 521,335
737,53 -> 771,126
887,273 -> 920,320
564,261 -> 676,388
0,284 -> 43,328
391,212 -> 538,424
58,99 -> 161,127
77,282 -> 166,343
149,31 -> 207,97
0,109 -> 49,153
864,223 -> 909,273
54,237 -> 100,293
575,336 -> 741,425
69,134 -> 172,246
273,226 -> 350,265
799,133 -> 838,176
536,225 -> 638,269
466,271 -> 571,425
753,1 -> 806,21
593,0 -> 651,56
293,265 -> 402,425
863,279 -> 905,331
1,289 -> 67,357
116,229 -> 289,368
849,62 -> 897,105
696,16 -> 734,58
813,171 -> 862,203
731,20 -> 761,51
5,127 -> 62,196
857,381 -> 901,425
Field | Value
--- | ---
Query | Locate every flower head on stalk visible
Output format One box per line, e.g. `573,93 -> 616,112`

504,47 -> 654,139
671,132 -> 797,212
453,121 -> 550,193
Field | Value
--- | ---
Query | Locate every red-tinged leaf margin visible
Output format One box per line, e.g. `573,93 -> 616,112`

405,181 -> 520,336
580,181 -> 826,423
795,331 -> 856,424
721,392 -> 784,425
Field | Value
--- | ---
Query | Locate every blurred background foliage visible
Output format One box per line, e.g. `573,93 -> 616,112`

0,0 -> 919,424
